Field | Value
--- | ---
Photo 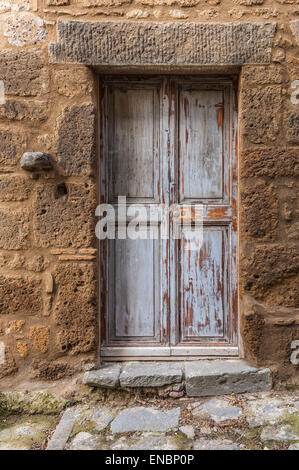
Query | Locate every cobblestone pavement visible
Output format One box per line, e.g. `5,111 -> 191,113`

0,390 -> 298,450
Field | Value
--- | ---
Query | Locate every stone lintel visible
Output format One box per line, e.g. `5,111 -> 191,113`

49,21 -> 276,67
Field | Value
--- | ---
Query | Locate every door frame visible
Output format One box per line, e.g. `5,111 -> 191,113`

98,75 -> 239,359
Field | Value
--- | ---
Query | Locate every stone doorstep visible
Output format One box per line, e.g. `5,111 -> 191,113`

83,360 -> 272,397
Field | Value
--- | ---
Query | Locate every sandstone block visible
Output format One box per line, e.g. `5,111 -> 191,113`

0,346 -> 17,380
242,244 -> 299,300
240,148 -> 299,178
0,207 -> 30,249
29,327 -> 49,353
240,85 -> 282,144
0,131 -> 23,167
57,104 -> 96,176
54,67 -> 93,98
54,262 -> 97,354
0,274 -> 42,315
0,50 -> 48,97
33,182 -> 96,248
0,175 -> 30,201
241,64 -> 283,85
290,20 -> 299,46
0,100 -> 47,122
240,180 -> 278,240
285,107 -> 299,145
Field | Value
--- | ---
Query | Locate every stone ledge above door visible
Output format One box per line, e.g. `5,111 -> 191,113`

49,21 -> 276,67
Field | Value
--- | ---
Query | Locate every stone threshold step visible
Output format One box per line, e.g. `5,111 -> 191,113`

83,360 -> 272,397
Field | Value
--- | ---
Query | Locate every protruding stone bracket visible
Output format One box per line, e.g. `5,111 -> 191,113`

49,21 -> 276,67
20,152 -> 53,171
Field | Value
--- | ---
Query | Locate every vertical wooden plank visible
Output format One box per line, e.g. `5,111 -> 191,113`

179,88 -> 224,202
109,228 -> 160,340
179,226 -> 228,340
108,85 -> 160,203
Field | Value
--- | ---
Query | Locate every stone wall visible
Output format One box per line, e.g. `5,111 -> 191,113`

0,0 -> 298,388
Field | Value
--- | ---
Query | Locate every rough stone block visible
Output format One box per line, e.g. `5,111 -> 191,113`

241,64 -> 283,85
0,346 -> 17,380
33,182 -> 96,248
0,175 -> 30,201
54,262 -> 97,354
110,407 -> 180,433
57,104 -> 96,176
240,85 -> 282,144
83,363 -> 121,388
0,131 -> 23,167
49,21 -> 276,66
20,152 -> 52,171
0,274 -> 42,315
242,244 -> 299,300
120,361 -> 183,387
185,360 -> 271,396
4,13 -> 47,46
0,100 -> 47,122
47,0 -> 70,4
290,20 -> 299,46
240,148 -> 299,178
54,67 -> 93,98
29,326 -> 50,353
240,180 -> 278,240
285,107 -> 299,145
31,360 -> 73,381
0,50 -> 48,97
0,207 -> 30,249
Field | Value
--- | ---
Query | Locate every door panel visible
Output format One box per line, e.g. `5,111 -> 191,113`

109,228 -> 161,342
100,76 -> 238,357
108,84 -> 160,203
179,88 -> 224,202
178,226 -> 228,342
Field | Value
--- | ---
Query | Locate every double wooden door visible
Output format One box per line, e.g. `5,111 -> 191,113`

100,76 -> 238,358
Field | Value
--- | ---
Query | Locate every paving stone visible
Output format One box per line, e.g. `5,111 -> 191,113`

91,407 -> 115,431
185,360 -> 271,397
111,433 -> 181,450
110,407 -> 180,434
193,438 -> 241,450
192,398 -> 243,423
199,426 -> 213,435
120,362 -> 183,388
49,21 -> 276,66
0,417 -> 53,450
83,363 -> 121,388
179,425 -> 195,439
245,397 -> 298,428
47,407 -> 78,450
261,425 -> 299,442
288,443 -> 299,450
68,432 -> 103,450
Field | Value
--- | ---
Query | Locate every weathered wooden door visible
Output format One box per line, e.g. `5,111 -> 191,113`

100,77 -> 238,358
